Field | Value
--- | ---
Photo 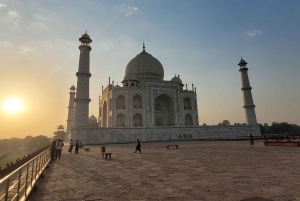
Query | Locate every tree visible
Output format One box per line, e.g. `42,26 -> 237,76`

259,124 -> 266,134
222,120 -> 230,125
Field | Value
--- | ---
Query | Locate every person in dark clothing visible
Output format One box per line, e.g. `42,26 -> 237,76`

250,134 -> 254,148
51,140 -> 56,161
134,138 -> 141,153
75,140 -> 79,154
68,139 -> 74,154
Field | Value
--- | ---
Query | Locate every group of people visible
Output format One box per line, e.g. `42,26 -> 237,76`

67,139 -> 81,154
51,139 -> 63,161
50,139 -> 83,161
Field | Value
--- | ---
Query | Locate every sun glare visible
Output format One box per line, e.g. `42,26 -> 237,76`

2,98 -> 25,114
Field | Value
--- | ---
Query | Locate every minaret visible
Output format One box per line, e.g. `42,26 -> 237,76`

238,58 -> 257,125
73,31 -> 92,128
65,85 -> 76,142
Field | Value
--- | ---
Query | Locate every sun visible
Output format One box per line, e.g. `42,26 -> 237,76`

2,97 -> 25,114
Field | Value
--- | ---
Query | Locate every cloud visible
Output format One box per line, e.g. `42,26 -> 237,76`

33,14 -> 46,20
247,30 -> 262,37
18,46 -> 36,54
0,3 -> 6,8
1,41 -> 13,47
7,10 -> 19,18
123,5 -> 138,16
31,22 -> 48,29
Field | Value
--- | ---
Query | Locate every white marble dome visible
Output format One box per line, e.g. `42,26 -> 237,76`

125,49 -> 164,81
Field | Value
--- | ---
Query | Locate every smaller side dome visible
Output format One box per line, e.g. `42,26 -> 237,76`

79,31 -> 92,43
89,115 -> 97,121
170,75 -> 184,86
114,84 -> 121,88
57,125 -> 64,129
122,72 -> 139,83
81,30 -> 90,39
238,57 -> 247,66
70,85 -> 76,91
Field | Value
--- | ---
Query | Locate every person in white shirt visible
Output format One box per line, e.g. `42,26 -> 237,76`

55,139 -> 63,160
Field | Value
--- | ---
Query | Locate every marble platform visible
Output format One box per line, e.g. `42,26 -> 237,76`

28,140 -> 300,201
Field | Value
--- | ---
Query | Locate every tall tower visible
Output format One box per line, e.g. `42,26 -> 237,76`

238,58 -> 257,125
73,31 -> 92,128
65,85 -> 76,142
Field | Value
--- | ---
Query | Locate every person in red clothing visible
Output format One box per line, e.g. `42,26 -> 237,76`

250,134 -> 254,148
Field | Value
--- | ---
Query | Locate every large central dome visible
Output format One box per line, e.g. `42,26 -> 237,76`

125,46 -> 164,81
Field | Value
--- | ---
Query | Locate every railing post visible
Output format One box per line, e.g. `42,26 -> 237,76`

38,155 -> 41,174
35,157 -> 38,180
17,169 -> 22,201
5,178 -> 10,201
25,163 -> 29,197
31,159 -> 34,187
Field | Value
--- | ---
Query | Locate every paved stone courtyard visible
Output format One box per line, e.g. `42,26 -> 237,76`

28,140 -> 300,201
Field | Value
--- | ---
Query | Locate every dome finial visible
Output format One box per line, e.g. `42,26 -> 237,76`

143,42 -> 145,51
85,30 -> 87,34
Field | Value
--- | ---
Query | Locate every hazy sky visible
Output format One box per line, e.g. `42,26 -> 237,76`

1,0 -> 300,139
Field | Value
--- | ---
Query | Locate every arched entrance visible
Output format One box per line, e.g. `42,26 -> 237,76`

184,97 -> 192,110
116,114 -> 125,127
154,94 -> 175,126
133,113 -> 143,126
116,95 -> 125,109
133,95 -> 142,109
185,114 -> 193,126
103,101 -> 107,127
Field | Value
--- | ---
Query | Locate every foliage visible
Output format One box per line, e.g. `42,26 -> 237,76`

259,122 -> 300,134
0,135 -> 51,156
218,120 -> 230,125
0,135 -> 51,168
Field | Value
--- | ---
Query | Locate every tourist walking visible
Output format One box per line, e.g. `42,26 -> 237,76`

75,140 -> 79,154
55,139 -> 63,159
51,140 -> 56,161
134,138 -> 141,153
68,139 -> 74,154
250,134 -> 254,148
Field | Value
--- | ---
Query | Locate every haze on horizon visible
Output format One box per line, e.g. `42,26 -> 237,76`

0,0 -> 299,139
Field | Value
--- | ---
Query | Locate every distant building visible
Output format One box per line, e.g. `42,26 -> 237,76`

54,125 -> 66,141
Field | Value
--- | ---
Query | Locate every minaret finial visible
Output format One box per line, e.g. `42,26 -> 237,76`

143,42 -> 145,51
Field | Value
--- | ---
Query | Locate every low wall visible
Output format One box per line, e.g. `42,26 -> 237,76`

71,125 -> 261,145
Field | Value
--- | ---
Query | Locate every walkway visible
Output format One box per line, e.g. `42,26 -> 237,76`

28,140 -> 300,201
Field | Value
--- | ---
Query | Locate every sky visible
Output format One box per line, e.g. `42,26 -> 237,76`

0,0 -> 300,139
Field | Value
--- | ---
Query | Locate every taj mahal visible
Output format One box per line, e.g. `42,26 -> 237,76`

66,32 -> 260,144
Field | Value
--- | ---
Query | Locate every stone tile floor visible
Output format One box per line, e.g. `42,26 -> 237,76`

28,140 -> 300,201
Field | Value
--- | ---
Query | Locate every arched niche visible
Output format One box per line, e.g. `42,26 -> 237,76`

116,95 -> 125,109
133,95 -> 142,109
185,114 -> 193,126
103,101 -> 107,127
184,97 -> 192,110
133,113 -> 143,127
154,94 -> 175,126
116,113 -> 125,127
